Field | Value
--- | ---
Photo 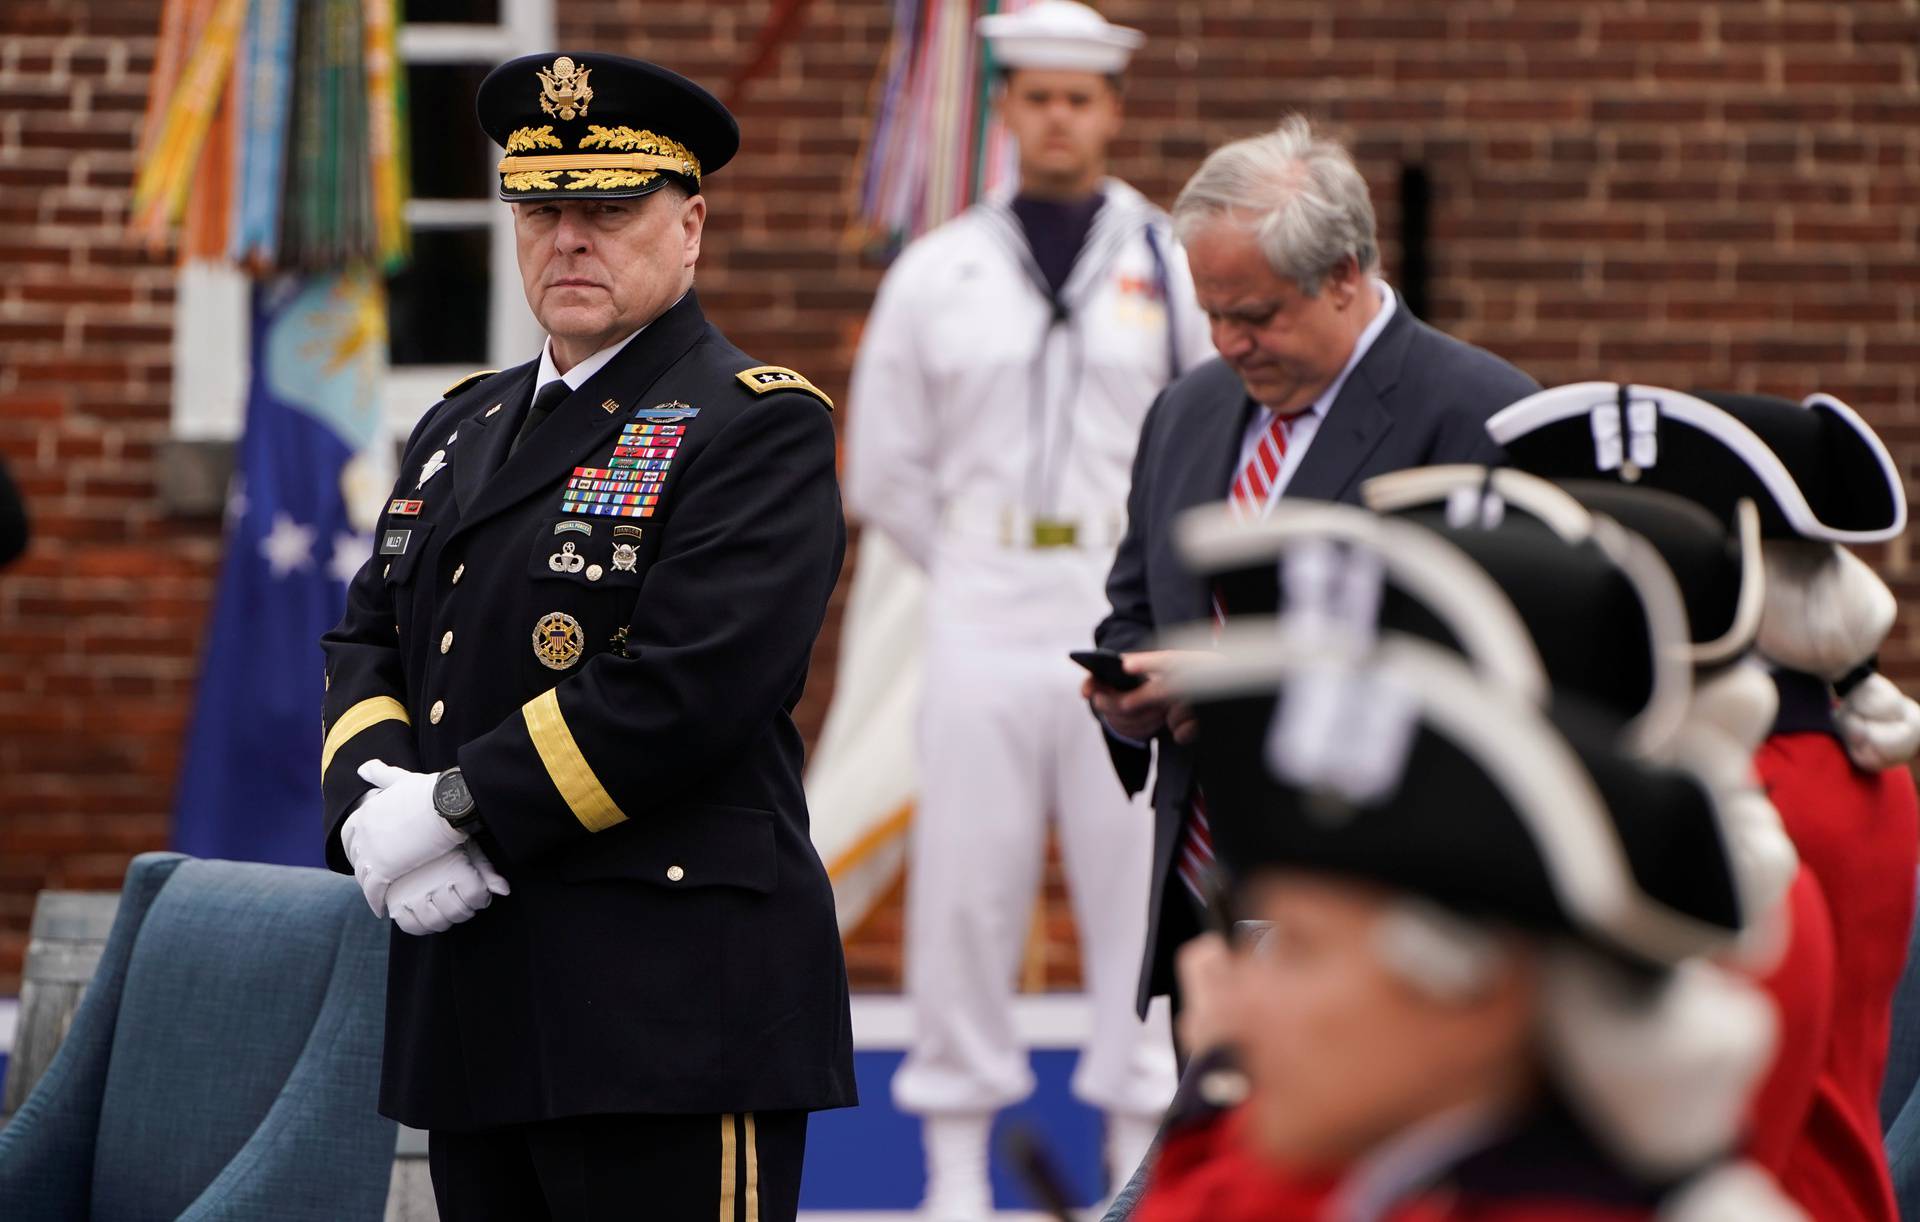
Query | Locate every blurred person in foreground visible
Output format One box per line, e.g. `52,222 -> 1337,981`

1088,117 -> 1539,1034
1490,383 -> 1920,1222
319,53 -> 852,1221
1128,630 -> 1804,1221
845,2 -> 1210,1212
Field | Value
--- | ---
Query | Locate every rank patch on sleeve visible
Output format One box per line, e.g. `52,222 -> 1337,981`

735,366 -> 834,411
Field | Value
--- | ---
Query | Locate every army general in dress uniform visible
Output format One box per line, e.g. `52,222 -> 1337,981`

318,53 -> 855,1221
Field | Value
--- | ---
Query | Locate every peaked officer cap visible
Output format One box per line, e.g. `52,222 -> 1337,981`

1486,382 -> 1907,545
478,52 -> 740,202
1173,641 -> 1748,973
976,1 -> 1144,74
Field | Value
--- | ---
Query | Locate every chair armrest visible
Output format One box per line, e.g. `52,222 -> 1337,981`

0,854 -> 186,1216
175,907 -> 395,1222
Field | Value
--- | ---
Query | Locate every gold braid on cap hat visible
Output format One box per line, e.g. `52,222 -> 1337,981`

499,125 -> 703,193
505,126 -> 563,153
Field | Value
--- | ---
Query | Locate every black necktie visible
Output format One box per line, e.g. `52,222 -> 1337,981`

510,380 -> 570,457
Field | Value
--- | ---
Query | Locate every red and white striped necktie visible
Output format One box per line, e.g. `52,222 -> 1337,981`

1229,408 -> 1305,521
1181,407 -> 1308,903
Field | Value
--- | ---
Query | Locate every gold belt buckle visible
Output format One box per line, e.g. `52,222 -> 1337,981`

1030,518 -> 1077,549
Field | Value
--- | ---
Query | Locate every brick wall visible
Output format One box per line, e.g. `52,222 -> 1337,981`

1,0 -> 1916,992
0,1 -> 213,989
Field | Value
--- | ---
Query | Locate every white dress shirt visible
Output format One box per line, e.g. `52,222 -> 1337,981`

1233,278 -> 1398,510
533,318 -> 650,397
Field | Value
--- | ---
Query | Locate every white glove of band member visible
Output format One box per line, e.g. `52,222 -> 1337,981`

387,842 -> 512,936
341,760 -> 468,917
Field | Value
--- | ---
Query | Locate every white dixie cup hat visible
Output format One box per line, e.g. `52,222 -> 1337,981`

975,0 -> 1145,74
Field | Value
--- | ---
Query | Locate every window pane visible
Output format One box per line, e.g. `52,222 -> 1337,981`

405,0 -> 501,25
407,62 -> 496,200
388,227 -> 492,366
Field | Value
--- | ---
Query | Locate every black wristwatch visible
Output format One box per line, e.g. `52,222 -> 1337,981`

432,767 -> 481,830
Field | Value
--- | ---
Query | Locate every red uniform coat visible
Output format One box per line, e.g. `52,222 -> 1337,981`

1133,1104 -> 1655,1222
1747,867 -> 1834,1171
1752,670 -> 1919,1222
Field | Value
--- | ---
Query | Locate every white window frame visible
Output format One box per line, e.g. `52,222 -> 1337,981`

170,0 -> 554,444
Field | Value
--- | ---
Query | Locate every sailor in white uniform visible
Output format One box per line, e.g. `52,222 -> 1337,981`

845,3 -> 1211,1215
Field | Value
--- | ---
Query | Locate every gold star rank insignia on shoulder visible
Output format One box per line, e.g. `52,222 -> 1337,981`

735,366 -> 834,411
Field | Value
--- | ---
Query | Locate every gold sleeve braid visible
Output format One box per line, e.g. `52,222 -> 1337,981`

522,688 -> 628,832
321,697 -> 412,780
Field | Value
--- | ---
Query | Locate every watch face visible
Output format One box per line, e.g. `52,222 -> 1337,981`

435,769 -> 475,816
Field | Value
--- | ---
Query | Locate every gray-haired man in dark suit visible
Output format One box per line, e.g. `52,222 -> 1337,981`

1086,115 -> 1541,1034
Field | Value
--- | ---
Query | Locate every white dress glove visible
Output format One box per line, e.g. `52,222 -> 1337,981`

341,760 -> 469,917
387,841 -> 513,936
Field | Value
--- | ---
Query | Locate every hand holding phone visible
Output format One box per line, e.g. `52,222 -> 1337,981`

1070,648 -> 1146,692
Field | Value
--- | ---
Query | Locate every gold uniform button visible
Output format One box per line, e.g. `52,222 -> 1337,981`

666,865 -> 685,882
430,700 -> 445,725
452,563 -> 465,585
440,630 -> 454,654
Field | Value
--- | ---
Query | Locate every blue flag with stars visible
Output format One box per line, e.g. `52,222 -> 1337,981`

174,272 -> 394,865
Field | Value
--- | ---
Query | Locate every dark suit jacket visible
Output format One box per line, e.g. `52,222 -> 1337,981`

320,292 -> 857,1129
1094,300 -> 1540,1013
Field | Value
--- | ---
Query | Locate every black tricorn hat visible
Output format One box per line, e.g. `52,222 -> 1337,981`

1486,382 -> 1906,544
1172,497 -> 1693,753
477,53 -> 740,202
1362,466 -> 1765,673
1173,641 -> 1748,972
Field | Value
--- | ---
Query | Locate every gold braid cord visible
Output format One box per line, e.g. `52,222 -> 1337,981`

505,126 -> 564,154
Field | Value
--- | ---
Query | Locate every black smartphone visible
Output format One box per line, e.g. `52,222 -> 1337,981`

1070,648 -> 1146,692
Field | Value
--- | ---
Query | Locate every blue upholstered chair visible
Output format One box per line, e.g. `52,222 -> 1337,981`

0,852 -> 396,1221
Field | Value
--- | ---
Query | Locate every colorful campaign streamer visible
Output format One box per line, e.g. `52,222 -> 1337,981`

855,0 -> 1031,251
135,0 -> 409,271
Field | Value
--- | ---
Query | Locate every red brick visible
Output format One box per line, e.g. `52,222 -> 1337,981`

1782,57 -> 1906,87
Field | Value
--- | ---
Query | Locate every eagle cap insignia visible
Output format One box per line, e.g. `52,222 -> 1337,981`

537,56 -> 594,121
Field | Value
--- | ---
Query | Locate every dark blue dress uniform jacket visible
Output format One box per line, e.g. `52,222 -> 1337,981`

319,292 -> 857,1131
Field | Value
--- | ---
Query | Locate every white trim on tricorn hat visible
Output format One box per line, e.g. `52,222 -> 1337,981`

1362,465 -> 1596,541
1169,500 -> 1549,703
1368,465 -> 1767,673
976,1 -> 1145,75
1173,495 -> 1695,756
1487,381 -> 1907,544
1167,637 -> 1747,968
1586,515 -> 1694,755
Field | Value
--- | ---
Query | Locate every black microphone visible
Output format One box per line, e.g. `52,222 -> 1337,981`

1003,1123 -> 1079,1221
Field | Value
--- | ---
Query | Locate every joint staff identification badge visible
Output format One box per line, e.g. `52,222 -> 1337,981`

533,612 -> 586,670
